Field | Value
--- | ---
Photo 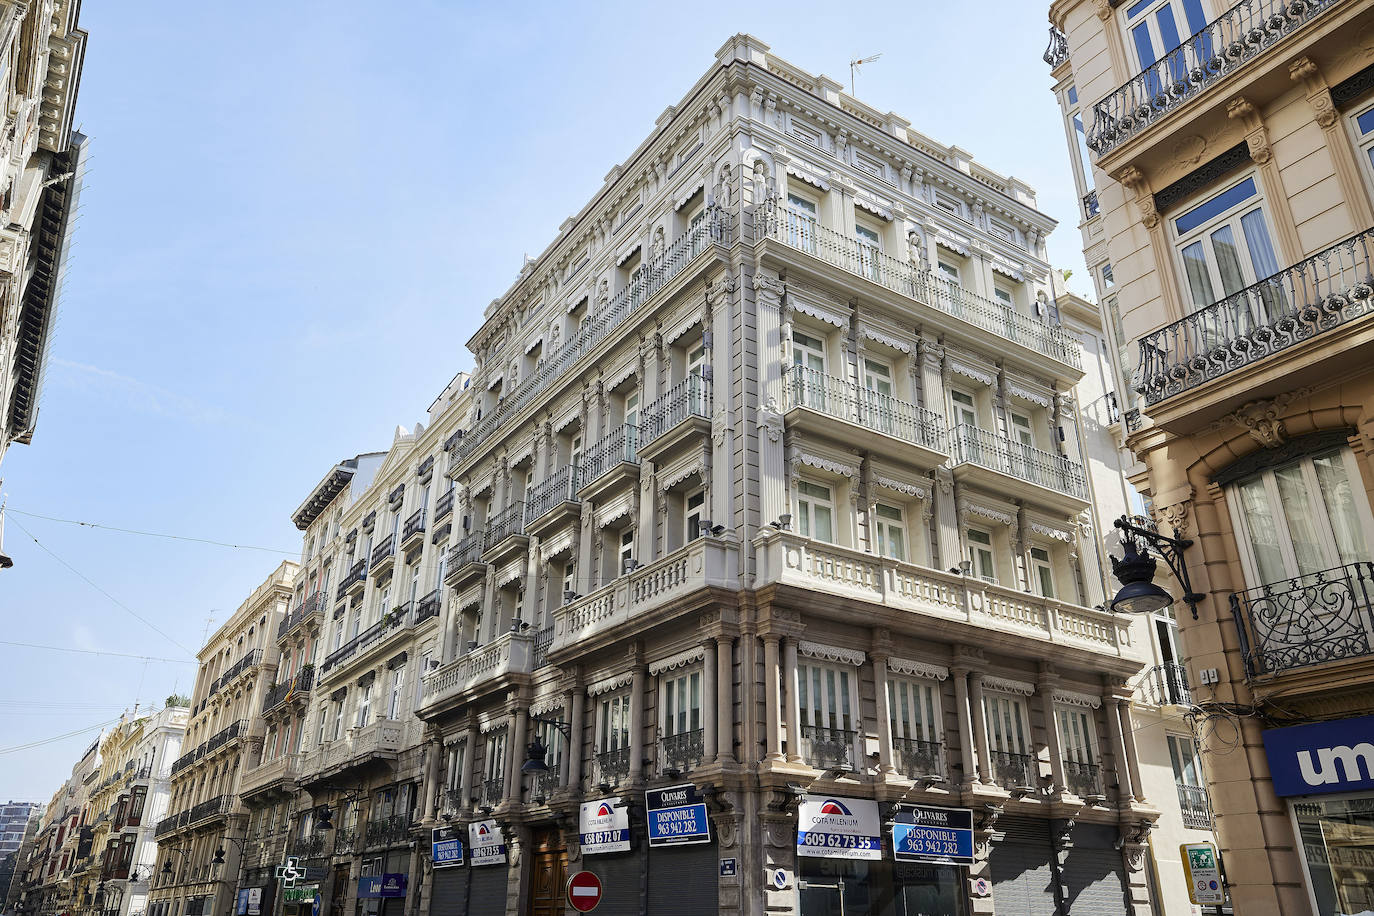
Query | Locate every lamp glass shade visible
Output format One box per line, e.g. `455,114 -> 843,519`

521,738 -> 549,774
1111,579 -> 1174,615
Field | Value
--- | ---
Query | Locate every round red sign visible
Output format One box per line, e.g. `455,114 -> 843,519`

567,871 -> 603,912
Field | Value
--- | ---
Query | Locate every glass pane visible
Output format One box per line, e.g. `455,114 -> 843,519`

1131,21 -> 1157,68
815,505 -> 833,543
1209,224 -> 1247,297
1175,178 -> 1258,235
886,525 -> 905,561
1240,208 -> 1285,320
1294,796 -> 1374,916
1237,476 -> 1287,583
1181,241 -> 1216,308
1314,452 -> 1370,566
1275,464 -> 1329,575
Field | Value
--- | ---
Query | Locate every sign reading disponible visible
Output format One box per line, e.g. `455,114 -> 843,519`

891,805 -> 975,866
645,784 -> 711,847
579,799 -> 631,855
468,819 -> 508,865
431,826 -> 464,868
797,796 -> 882,860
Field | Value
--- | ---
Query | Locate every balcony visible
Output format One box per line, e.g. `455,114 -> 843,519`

1176,782 -> 1213,830
478,778 -> 505,808
434,489 -> 456,522
300,718 -> 405,783
320,604 -> 418,677
754,530 -> 1129,656
170,745 -> 202,777
262,667 -> 315,715
221,648 -> 263,684
757,201 -> 1082,372
950,424 -> 1089,511
1141,663 -> 1192,707
591,747 -> 632,788
419,630 -> 535,713
1137,227 -> 1374,408
783,365 -> 945,470
152,815 -> 179,840
529,769 -> 560,804
333,827 -> 358,857
525,464 -> 582,537
186,795 -> 230,827
800,726 -> 856,772
444,533 -> 487,589
1233,561 -> 1374,678
338,560 -> 367,600
204,720 -> 246,757
578,425 -> 640,501
239,753 -> 301,798
401,509 -> 426,550
364,814 -> 413,849
278,592 -> 322,641
370,534 -> 396,577
481,501 -> 528,563
455,209 -> 731,469
990,750 -> 1040,793
638,375 -> 711,463
287,834 -> 328,861
1086,0 -> 1341,158
892,737 -> 943,781
415,588 -> 442,624
1063,760 -> 1105,800
659,729 -> 706,774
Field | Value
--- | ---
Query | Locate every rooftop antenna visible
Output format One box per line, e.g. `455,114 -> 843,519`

849,52 -> 882,95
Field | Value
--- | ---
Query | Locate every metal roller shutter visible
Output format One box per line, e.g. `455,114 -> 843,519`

584,848 -> 645,916
429,867 -> 469,916
466,866 -> 509,916
647,841 -> 718,915
990,816 -> 1056,915
1062,823 -> 1128,915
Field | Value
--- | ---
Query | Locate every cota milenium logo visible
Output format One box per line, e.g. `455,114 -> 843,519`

476,824 -> 492,837
818,800 -> 852,816
596,803 -> 614,818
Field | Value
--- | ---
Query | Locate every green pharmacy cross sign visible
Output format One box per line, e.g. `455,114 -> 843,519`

275,857 -> 304,888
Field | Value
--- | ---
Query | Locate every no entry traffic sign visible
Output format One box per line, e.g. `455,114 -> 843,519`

567,871 -> 603,912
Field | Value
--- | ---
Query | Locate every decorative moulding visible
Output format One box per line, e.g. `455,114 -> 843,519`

792,297 -> 847,329
552,405 -> 580,434
530,695 -> 564,718
1007,384 -> 1051,408
981,675 -> 1036,697
874,476 -> 929,500
541,531 -> 576,561
935,237 -> 971,258
859,325 -> 912,354
798,452 -> 860,479
605,361 -> 639,393
1029,521 -> 1075,543
949,360 -> 994,388
887,657 -> 948,681
586,671 -> 634,697
960,501 -> 1015,527
664,308 -> 704,346
672,179 -> 705,212
648,647 -> 706,676
1053,689 -> 1102,709
798,640 -> 866,667
479,718 -> 509,735
596,492 -> 635,529
854,195 -> 892,220
524,334 -> 543,355
457,587 -> 483,611
784,162 -> 829,191
494,560 -> 523,589
659,456 -> 706,492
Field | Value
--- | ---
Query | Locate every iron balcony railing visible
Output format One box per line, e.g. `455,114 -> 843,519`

1232,561 -> 1374,677
1082,189 -> 1099,218
990,750 -> 1040,792
526,464 -> 581,522
263,667 -> 315,714
892,737 -> 943,780
186,795 -> 230,825
1142,662 -> 1192,706
1086,0 -> 1339,156
785,365 -> 945,452
660,728 -> 706,773
152,815 -> 179,840
951,424 -> 1088,500
333,827 -> 358,856
445,533 -> 485,575
532,626 -> 554,669
434,489 -> 456,521
1176,782 -> 1213,830
529,769 -> 560,803
363,814 -> 412,848
580,424 -> 640,488
1138,226 -> 1374,405
402,508 -> 426,543
205,720 -> 246,754
278,592 -> 321,640
337,560 -> 367,600
482,501 -> 526,552
321,603 -> 420,673
641,375 -> 711,447
760,201 -> 1081,368
370,533 -> 395,568
288,834 -> 328,861
1043,24 -> 1068,67
1063,759 -> 1104,798
417,455 -> 434,478
416,589 -> 442,623
479,778 -> 505,807
800,725 -> 855,771
457,210 -> 731,463
592,747 -> 632,787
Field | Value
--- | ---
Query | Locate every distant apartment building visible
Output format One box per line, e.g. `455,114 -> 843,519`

0,802 -> 40,906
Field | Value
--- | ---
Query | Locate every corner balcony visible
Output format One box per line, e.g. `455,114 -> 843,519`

754,529 -> 1131,658
1233,561 -> 1374,679
1137,227 -> 1374,412
1140,662 -> 1192,707
417,630 -> 536,715
578,424 -> 640,502
783,365 -> 945,471
1086,0 -> 1343,159
370,533 -> 396,578
239,753 -> 300,800
434,489 -> 456,522
524,464 -> 582,538
481,501 -> 528,565
415,588 -> 442,624
949,424 -> 1089,512
755,201 -> 1083,374
550,535 -> 741,656
299,718 -> 406,785
278,592 -> 322,642
262,667 -> 314,715
185,795 -> 231,829
401,508 -> 426,551
338,559 -> 367,601
443,533 -> 487,589
638,375 -> 711,464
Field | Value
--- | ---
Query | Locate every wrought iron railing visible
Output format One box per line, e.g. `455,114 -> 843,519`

416,589 -> 442,623
482,501 -> 526,552
660,728 -> 706,773
951,424 -> 1088,499
580,424 -> 640,488
370,533 -> 395,568
1086,0 -> 1339,156
1043,24 -> 1068,67
1082,189 -> 1099,218
592,747 -> 632,787
990,750 -> 1040,792
287,834 -> 328,861
186,795 -> 229,825
1142,662 -> 1192,706
363,814 -> 412,848
526,464 -> 581,522
785,365 -> 946,451
801,725 -> 856,771
152,815 -> 179,839
1176,782 -> 1213,829
892,737 -> 943,780
278,592 -> 321,640
1232,561 -> 1374,677
1063,759 -> 1104,798
1138,227 -> 1374,404
337,560 -> 367,600
402,508 -> 426,543
434,489 -> 456,521
263,667 -> 315,714
641,375 -> 711,447
456,210 -> 731,463
479,778 -> 505,807
529,769 -> 560,803
532,626 -> 554,668
333,827 -> 358,856
205,720 -> 246,754
445,533 -> 485,576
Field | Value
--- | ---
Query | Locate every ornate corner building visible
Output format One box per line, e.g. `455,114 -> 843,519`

1047,0 -> 1374,913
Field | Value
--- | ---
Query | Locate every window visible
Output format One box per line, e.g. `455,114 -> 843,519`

661,670 -> 702,739
989,221 -> 1017,246
446,743 -> 466,797
1065,85 -> 1097,215
796,481 -> 835,543
618,527 -> 635,576
967,529 -> 995,582
597,693 -> 631,754
1010,412 -> 1035,447
685,489 -> 705,541
786,193 -> 818,253
356,681 -> 372,727
1228,446 -> 1373,587
686,340 -> 707,378
797,662 -> 856,763
1168,734 -> 1202,787
983,691 -> 1032,789
792,329 -> 827,409
855,222 -> 881,280
483,731 -> 507,787
624,390 -> 640,434
874,503 -> 906,561
1124,0 -> 1210,93
1172,177 -> 1282,317
1354,101 -> 1374,181
387,666 -> 405,720
888,676 -> 941,748
530,717 -> 564,783
950,389 -> 977,428
934,194 -> 962,219
1030,546 -> 1056,599
1058,705 -> 1097,766
993,286 -> 1015,311
861,358 -> 895,433
332,700 -> 344,741
561,561 -> 576,603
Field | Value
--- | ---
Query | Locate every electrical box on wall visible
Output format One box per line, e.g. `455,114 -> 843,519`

1197,667 -> 1220,686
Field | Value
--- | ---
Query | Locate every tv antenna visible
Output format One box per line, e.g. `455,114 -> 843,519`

849,53 -> 882,95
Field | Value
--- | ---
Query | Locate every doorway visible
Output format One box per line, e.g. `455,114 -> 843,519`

526,828 -> 567,916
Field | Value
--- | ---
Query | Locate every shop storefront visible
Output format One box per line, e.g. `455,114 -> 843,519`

1265,714 -> 1374,915
356,871 -> 406,916
280,884 -> 319,916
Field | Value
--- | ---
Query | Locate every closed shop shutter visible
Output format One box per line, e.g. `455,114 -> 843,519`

1063,823 -> 1128,915
466,866 -> 509,916
990,816 -> 1056,915
429,866 -> 469,916
647,841 -> 717,915
585,847 -> 645,916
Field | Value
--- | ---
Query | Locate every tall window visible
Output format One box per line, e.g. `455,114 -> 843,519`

661,670 -> 702,739
1010,412 -> 1035,448
1029,546 -> 1056,598
855,222 -> 881,280
1057,706 -> 1097,765
797,662 -> 854,737
1352,101 -> 1374,184
356,681 -> 372,728
984,692 -> 1030,756
787,193 -> 818,253
685,489 -> 705,542
387,666 -> 405,720
597,694 -> 631,756
332,700 -> 344,740
967,529 -> 995,582
531,717 -> 564,782
1124,0 -> 1210,91
561,561 -> 576,602
796,481 -> 835,543
618,528 -> 635,576
792,329 -> 827,409
1067,88 -> 1097,216
483,731 -> 506,789
888,677 -> 940,747
950,389 -> 977,428
862,358 -> 894,434
1173,176 -> 1281,314
874,503 -> 906,561
1168,734 -> 1202,787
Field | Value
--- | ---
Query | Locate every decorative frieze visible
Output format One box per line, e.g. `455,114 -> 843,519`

798,640 -> 866,667
981,675 -> 1036,697
648,647 -> 706,676
887,657 -> 949,681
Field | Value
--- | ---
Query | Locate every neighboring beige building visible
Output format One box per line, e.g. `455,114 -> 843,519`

1048,0 -> 1374,913
149,563 -> 297,916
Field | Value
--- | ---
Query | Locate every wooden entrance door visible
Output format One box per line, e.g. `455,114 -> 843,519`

329,864 -> 350,916
526,828 -> 567,916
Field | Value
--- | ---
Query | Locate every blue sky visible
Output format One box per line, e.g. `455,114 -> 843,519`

0,0 -> 1092,799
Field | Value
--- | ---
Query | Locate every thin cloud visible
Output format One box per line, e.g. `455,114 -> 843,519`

52,358 -> 229,425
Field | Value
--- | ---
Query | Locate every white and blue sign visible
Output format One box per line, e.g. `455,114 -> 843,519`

719,857 -> 736,877
645,783 -> 712,847
797,796 -> 882,861
357,874 -> 406,899
468,819 -> 507,865
431,826 -> 464,868
579,799 -> 631,855
1263,715 -> 1374,797
892,804 -> 975,866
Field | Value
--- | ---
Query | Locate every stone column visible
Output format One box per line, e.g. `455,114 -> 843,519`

716,635 -> 733,765
763,635 -> 783,761
420,728 -> 442,827
703,639 -> 719,761
784,638 -> 802,764
576,504 -> 595,594
1038,669 -> 1066,798
969,675 -> 992,787
756,273 -> 787,532
1291,57 -> 1374,228
505,704 -> 527,805
567,687 -> 585,790
873,655 -> 895,777
1119,699 -> 1146,804
629,665 -> 646,786
708,272 -> 734,537
1105,693 -> 1136,804
934,468 -> 960,573
460,723 -> 477,807
952,667 -> 978,788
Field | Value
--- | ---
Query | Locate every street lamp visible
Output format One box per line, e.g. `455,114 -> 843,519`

1109,515 -> 1204,620
521,718 -> 572,774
